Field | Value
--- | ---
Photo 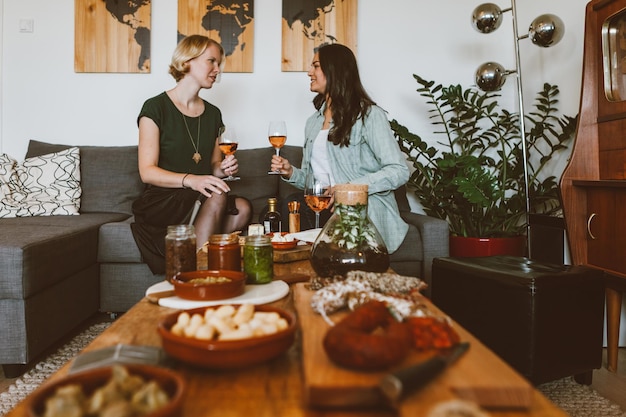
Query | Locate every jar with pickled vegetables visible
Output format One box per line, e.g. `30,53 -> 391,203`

243,235 -> 273,284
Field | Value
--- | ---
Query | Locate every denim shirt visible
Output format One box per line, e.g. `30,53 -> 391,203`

286,104 -> 410,252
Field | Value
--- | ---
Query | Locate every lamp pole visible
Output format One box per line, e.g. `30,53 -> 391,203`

510,0 -> 533,255
472,2 -> 564,257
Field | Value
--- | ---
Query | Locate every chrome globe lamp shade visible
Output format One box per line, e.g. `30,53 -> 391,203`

475,62 -> 508,92
471,3 -> 505,34
471,1 -> 564,255
529,14 -> 565,47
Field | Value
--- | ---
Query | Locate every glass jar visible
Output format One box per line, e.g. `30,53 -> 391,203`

243,235 -> 273,284
165,224 -> 197,282
310,184 -> 389,277
207,233 -> 241,271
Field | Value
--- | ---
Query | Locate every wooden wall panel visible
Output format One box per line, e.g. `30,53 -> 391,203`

178,1 -> 254,73
75,0 -> 151,73
281,0 -> 357,72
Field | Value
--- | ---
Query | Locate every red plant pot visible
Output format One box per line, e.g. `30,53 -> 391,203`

449,235 -> 526,257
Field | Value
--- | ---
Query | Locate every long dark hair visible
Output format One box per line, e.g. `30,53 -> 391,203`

313,44 -> 375,147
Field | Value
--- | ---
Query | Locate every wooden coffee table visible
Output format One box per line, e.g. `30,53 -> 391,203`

7,260 -> 567,417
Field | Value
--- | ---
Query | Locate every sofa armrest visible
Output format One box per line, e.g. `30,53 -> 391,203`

400,211 -> 449,295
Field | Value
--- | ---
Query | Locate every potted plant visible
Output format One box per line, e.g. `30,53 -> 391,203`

391,75 -> 577,256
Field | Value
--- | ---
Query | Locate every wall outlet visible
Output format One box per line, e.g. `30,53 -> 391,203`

19,18 -> 34,33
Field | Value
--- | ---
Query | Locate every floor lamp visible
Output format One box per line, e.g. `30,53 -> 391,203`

471,1 -> 565,256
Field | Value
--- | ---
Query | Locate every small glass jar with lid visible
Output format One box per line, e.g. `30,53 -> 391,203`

207,233 -> 241,271
243,235 -> 273,284
165,224 -> 197,282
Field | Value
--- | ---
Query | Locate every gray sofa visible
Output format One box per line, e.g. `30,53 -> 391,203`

0,139 -> 448,377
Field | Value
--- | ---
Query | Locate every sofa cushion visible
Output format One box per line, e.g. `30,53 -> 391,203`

98,217 -> 143,263
26,140 -> 143,215
0,147 -> 81,217
0,212 -> 129,299
226,146 -> 291,217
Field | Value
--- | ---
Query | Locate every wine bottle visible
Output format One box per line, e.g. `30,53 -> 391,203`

263,198 -> 281,234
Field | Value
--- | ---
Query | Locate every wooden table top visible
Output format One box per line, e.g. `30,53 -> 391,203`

7,261 -> 567,417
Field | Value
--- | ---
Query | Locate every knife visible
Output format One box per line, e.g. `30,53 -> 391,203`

379,341 -> 470,406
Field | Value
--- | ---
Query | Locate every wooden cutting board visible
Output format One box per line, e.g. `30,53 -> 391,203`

273,244 -> 310,263
293,283 -> 534,414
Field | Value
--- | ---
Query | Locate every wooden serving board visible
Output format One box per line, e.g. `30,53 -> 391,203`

273,244 -> 310,263
293,283 -> 534,414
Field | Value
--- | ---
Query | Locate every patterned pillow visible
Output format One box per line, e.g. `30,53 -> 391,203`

0,147 -> 81,217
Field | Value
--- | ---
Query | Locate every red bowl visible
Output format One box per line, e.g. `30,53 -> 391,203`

172,270 -> 246,301
267,232 -> 299,250
26,364 -> 185,417
158,305 -> 297,370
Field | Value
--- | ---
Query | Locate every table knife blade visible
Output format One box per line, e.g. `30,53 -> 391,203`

379,341 -> 470,406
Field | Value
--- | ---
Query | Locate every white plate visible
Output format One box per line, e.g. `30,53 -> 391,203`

145,280 -> 289,310
289,228 -> 322,243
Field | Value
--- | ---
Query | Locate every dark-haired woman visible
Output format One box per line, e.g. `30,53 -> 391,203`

270,43 -> 410,253
132,35 -> 252,274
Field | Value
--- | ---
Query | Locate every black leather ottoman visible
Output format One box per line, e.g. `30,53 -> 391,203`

431,255 -> 605,385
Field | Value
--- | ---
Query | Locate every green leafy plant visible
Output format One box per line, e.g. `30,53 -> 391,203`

328,203 -> 377,250
391,75 -> 577,238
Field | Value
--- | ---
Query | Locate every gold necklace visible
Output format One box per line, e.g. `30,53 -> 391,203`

182,114 -> 202,164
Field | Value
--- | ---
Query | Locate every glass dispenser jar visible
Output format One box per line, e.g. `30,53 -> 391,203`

165,224 -> 197,282
310,184 -> 389,277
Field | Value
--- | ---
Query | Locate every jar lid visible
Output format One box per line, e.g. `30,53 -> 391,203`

245,235 -> 272,246
209,233 -> 239,245
167,224 -> 196,235
334,183 -> 368,205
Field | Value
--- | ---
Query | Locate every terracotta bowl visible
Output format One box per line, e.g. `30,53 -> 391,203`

172,270 -> 246,301
158,305 -> 297,370
267,232 -> 299,250
25,364 -> 185,417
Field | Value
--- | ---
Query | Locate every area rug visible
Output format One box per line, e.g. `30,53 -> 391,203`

538,377 -> 626,417
0,321 -> 624,417
0,322 -> 110,416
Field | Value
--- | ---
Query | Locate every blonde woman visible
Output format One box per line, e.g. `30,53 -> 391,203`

132,35 -> 252,274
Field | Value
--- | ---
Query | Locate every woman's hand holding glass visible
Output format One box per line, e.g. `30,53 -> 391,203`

270,154 -> 293,178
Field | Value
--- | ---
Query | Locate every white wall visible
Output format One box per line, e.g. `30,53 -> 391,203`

1,0 -> 587,161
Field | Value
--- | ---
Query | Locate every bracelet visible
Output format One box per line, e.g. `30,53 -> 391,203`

181,173 -> 190,189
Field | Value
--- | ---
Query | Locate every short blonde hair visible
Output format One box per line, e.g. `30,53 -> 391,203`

168,35 -> 224,82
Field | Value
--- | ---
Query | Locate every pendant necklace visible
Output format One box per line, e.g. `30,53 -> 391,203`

182,114 -> 202,164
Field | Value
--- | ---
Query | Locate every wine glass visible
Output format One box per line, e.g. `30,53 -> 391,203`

268,120 -> 287,175
304,172 -> 332,229
218,127 -> 240,181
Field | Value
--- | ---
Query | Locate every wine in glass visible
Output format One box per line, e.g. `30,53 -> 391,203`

304,172 -> 332,229
218,127 -> 240,181
268,120 -> 287,174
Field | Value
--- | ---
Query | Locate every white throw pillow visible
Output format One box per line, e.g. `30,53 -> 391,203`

0,147 -> 81,217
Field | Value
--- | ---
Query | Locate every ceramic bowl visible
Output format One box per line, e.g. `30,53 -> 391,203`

157,305 -> 297,370
25,364 -> 185,417
172,270 -> 246,301
267,232 -> 298,250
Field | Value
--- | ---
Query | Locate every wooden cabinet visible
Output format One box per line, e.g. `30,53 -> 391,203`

584,186 -> 626,274
561,0 -> 626,373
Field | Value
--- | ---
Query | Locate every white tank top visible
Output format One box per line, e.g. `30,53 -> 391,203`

310,129 -> 335,185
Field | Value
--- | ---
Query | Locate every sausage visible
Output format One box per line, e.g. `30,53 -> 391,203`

322,300 -> 412,371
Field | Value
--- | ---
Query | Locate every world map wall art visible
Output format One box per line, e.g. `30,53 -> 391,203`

74,1 -> 355,74
178,0 -> 254,73
75,0 -> 151,73
281,0 -> 357,72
